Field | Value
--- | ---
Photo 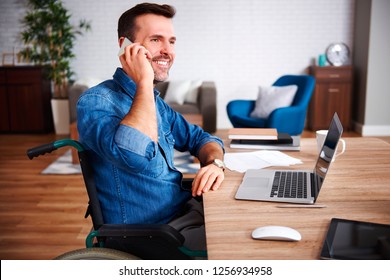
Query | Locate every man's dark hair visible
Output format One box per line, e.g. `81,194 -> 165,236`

118,3 -> 176,41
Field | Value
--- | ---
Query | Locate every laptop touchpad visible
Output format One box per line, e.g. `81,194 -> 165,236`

244,177 -> 270,189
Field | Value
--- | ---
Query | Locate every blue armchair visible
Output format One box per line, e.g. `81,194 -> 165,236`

226,75 -> 315,135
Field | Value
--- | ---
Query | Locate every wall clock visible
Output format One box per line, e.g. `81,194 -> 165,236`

325,43 -> 350,66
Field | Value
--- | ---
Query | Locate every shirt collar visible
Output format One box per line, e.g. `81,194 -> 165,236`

113,68 -> 161,98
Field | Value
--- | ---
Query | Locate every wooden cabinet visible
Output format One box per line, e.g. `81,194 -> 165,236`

0,66 -> 53,133
308,66 -> 353,130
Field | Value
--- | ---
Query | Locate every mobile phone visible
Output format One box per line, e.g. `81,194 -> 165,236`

118,37 -> 133,57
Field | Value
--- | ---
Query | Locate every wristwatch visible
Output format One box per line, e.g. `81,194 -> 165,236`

212,159 -> 226,171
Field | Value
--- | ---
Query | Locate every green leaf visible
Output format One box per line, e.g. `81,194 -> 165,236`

19,0 -> 91,98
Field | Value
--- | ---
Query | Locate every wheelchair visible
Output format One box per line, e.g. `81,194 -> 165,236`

27,139 -> 207,260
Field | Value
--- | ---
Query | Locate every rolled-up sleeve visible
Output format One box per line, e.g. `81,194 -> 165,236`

115,124 -> 158,159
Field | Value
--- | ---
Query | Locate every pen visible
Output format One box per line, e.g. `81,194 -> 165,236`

276,204 -> 327,208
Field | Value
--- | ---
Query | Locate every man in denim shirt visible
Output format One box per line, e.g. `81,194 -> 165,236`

77,3 -> 225,251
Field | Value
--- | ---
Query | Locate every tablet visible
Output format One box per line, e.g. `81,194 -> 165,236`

320,218 -> 390,260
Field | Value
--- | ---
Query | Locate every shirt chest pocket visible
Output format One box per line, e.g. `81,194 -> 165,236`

139,149 -> 165,178
139,129 -> 174,178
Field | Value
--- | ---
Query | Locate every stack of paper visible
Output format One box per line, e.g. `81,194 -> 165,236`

224,150 -> 302,173
228,128 -> 278,140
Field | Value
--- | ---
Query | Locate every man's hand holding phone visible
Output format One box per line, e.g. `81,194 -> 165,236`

118,37 -> 154,85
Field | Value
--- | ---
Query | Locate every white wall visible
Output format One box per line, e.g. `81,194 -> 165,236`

0,0 -> 355,129
364,0 -> 390,134
352,0 -> 390,136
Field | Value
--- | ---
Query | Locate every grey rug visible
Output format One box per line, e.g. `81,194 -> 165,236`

41,150 -> 81,174
41,150 -> 200,175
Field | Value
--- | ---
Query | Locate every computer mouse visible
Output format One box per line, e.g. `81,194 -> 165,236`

251,225 -> 301,241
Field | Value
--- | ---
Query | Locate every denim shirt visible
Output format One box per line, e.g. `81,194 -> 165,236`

77,68 -> 224,225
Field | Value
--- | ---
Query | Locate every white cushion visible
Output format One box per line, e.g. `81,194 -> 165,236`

74,77 -> 103,88
250,85 -> 298,119
184,80 -> 202,103
164,80 -> 203,105
164,80 -> 192,105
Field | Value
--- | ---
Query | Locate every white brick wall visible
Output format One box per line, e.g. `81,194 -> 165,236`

0,0 -> 26,55
0,0 -> 355,128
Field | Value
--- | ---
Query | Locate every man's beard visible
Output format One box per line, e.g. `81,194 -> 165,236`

153,70 -> 170,84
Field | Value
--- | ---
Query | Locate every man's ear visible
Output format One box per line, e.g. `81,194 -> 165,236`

118,37 -> 125,47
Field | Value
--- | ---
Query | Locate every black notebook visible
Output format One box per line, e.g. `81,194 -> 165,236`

233,132 -> 293,145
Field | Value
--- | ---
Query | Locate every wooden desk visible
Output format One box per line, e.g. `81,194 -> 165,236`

203,137 -> 390,259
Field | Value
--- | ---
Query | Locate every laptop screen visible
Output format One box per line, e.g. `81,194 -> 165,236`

312,113 -> 343,200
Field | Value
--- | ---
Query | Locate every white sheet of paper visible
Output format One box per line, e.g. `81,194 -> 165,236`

224,152 -> 272,172
224,150 -> 302,173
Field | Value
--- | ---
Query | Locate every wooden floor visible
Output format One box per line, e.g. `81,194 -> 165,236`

0,133 -> 90,260
0,130 -> 389,260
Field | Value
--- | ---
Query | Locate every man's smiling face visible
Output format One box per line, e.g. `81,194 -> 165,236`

134,14 -> 176,82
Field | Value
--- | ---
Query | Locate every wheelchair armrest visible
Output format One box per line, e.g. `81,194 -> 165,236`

96,223 -> 185,246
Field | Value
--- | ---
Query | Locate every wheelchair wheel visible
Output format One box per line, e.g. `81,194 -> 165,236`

54,247 -> 141,260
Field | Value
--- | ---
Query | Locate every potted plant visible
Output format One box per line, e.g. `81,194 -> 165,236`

19,0 -> 91,134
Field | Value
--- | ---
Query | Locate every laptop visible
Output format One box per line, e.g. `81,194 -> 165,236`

235,112 -> 343,204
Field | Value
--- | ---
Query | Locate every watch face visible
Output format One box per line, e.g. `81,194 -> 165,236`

213,159 -> 226,169
326,43 -> 350,66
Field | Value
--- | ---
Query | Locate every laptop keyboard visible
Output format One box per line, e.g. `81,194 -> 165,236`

270,171 -> 307,199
